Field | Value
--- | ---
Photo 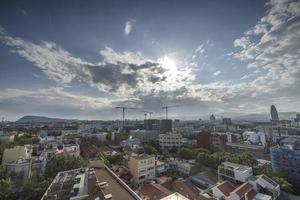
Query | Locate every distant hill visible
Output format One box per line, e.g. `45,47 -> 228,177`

233,112 -> 299,122
16,115 -> 68,123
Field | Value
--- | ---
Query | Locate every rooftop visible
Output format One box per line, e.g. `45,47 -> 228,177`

160,192 -> 190,200
131,154 -> 155,160
139,184 -> 172,200
226,142 -> 264,150
222,161 -> 251,172
42,168 -> 90,200
217,181 -> 235,197
94,168 -> 136,200
232,182 -> 256,199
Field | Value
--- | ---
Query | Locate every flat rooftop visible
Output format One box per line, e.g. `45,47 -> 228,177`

42,168 -> 90,200
222,162 -> 251,171
94,168 -> 136,200
226,142 -> 264,150
131,154 -> 154,160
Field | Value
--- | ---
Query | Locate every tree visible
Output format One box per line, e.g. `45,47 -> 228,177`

162,149 -> 170,159
106,153 -> 124,165
272,176 -> 293,193
178,148 -> 193,160
14,134 -> 40,145
254,165 -> 294,194
0,178 -> 16,200
45,155 -> 88,179
144,145 -> 158,155
147,140 -> 160,150
106,133 -> 112,141
21,179 -> 52,200
0,140 -> 14,163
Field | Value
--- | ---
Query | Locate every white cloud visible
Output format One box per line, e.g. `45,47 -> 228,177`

240,74 -> 253,80
194,44 -> 205,54
1,0 -> 300,119
232,0 -> 300,98
0,87 -> 117,120
213,70 -> 221,76
17,7 -> 28,16
124,19 -> 135,36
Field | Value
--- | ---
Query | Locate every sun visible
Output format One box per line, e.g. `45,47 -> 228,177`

159,56 -> 178,75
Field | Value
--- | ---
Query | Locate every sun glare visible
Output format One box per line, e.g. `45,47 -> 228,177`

160,56 -> 178,75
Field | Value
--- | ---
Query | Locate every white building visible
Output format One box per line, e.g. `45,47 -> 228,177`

248,175 -> 280,199
218,162 -> 253,183
212,181 -> 272,200
128,154 -> 156,186
130,129 -> 160,143
155,160 -> 166,176
120,137 -> 141,149
2,145 -> 47,180
159,133 -> 182,148
63,142 -> 80,157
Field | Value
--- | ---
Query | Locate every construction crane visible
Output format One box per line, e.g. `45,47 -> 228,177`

144,113 -> 147,120
115,107 -> 137,128
162,105 -> 180,119
142,111 -> 154,119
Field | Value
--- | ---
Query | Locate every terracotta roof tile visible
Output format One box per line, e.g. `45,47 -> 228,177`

217,181 -> 236,197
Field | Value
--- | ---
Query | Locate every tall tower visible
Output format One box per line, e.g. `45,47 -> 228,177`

270,105 -> 279,122
210,114 -> 216,122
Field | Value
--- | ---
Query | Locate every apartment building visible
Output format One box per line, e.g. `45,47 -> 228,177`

2,145 -> 46,180
159,133 -> 182,149
128,154 -> 156,186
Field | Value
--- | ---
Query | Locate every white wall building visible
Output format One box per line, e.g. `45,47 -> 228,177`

218,162 -> 253,183
159,133 -> 182,148
128,154 -> 156,186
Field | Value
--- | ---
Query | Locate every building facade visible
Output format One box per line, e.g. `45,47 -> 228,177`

128,154 -> 156,186
159,133 -> 183,149
270,146 -> 300,191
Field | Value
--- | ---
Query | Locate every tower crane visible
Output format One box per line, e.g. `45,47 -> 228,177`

142,111 -> 154,119
115,107 -> 137,128
162,105 -> 180,119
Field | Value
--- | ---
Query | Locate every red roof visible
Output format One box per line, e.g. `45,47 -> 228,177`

232,182 -> 256,199
217,181 -> 236,197
139,184 -> 172,200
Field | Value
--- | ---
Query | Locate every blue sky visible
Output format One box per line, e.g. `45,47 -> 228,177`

0,0 -> 299,120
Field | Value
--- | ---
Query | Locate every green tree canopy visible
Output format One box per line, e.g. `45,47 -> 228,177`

144,145 -> 158,155
0,178 -> 16,200
178,148 -> 193,160
45,155 -> 88,179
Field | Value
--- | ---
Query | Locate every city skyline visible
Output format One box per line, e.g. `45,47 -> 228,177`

0,0 -> 300,120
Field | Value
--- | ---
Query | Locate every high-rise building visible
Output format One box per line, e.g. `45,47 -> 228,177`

197,130 -> 211,150
270,137 -> 300,191
144,119 -> 160,130
160,119 -> 172,133
270,105 -> 279,122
